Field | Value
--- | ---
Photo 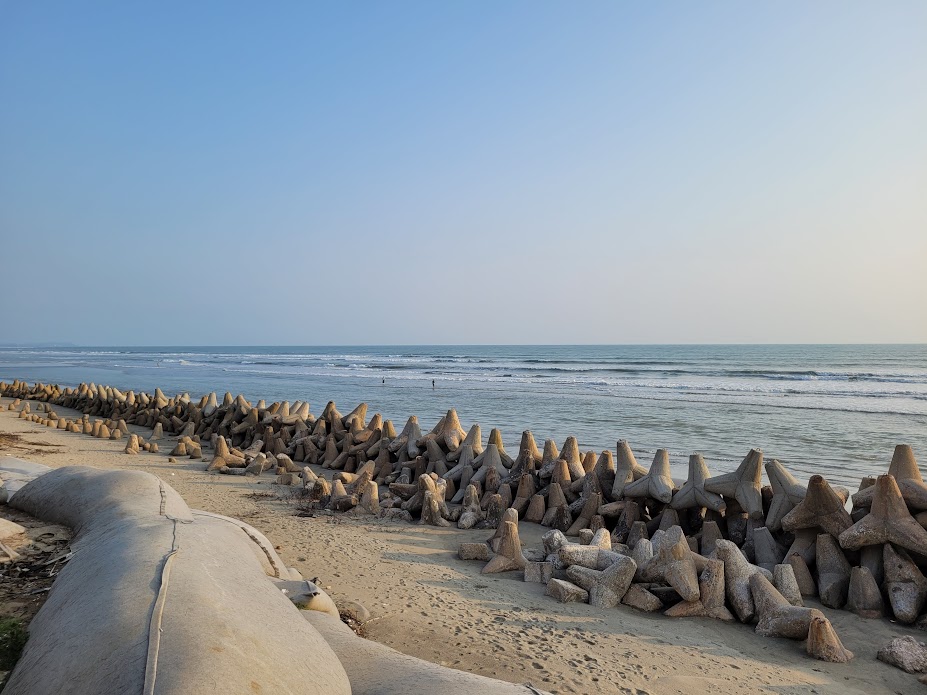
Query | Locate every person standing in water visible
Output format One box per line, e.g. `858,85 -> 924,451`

432,379 -> 435,389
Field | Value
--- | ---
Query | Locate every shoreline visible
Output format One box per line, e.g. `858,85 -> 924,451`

0,391 -> 922,694
3,344 -> 925,490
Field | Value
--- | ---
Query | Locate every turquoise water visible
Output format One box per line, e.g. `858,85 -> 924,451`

1,344 -> 925,488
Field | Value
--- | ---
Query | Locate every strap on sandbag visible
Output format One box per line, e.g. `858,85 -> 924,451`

143,481 -> 193,695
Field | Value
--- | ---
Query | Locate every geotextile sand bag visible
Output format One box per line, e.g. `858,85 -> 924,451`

5,466 -> 351,695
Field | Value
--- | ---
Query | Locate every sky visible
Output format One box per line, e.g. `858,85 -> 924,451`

1,1 -> 925,346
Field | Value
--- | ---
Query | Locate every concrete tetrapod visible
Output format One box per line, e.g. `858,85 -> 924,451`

507,430 -> 543,482
482,520 -> 528,574
538,439 -> 560,479
357,480 -> 381,516
546,579 -> 589,603
703,449 -> 764,519
590,450 -> 616,502
541,483 -> 571,532
421,489 -> 450,527
511,474 -> 536,517
846,566 -> 884,618
473,429 -> 512,468
670,454 -> 725,512
623,449 -> 675,504
816,534 -> 851,609
566,492 -> 602,536
781,475 -> 853,538
471,443 -> 507,485
432,408 -> 467,451
852,445 -> 927,511
621,584 -> 663,612
590,556 -> 638,608
753,526 -> 786,573
630,539 -> 654,580
839,474 -> 927,557
772,564 -> 803,607
611,440 -> 648,499
5,466 -> 352,695
610,500 -> 639,545
524,494 -> 546,524
489,509 -> 520,552
699,520 -> 724,557
787,553 -> 817,597
558,436 -> 586,482
883,543 -> 927,624
639,526 -> 700,601
785,529 -> 818,567
660,507 -> 679,535
457,484 -> 485,530
445,444 -> 475,489
714,539 -> 772,623
564,555 -> 637,608
663,558 -> 734,621
625,520 -> 648,550
446,424 -> 483,462
806,615 -> 854,663
764,459 -> 807,532
750,573 -> 822,640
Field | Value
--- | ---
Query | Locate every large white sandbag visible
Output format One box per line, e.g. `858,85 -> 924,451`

6,466 -> 351,695
0,456 -> 53,501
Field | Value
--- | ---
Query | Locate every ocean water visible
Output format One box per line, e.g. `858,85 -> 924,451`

1,344 -> 925,489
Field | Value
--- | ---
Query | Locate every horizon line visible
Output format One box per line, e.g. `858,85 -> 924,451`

1,342 -> 926,349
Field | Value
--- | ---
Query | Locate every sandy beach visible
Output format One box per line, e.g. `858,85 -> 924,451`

1,396 -> 923,694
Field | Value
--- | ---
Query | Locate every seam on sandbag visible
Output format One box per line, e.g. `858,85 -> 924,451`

158,479 -> 168,516
236,525 -> 282,578
143,509 -> 191,695
190,510 -> 284,578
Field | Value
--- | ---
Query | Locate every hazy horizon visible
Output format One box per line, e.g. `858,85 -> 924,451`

2,2 -> 925,345
2,341 -> 926,349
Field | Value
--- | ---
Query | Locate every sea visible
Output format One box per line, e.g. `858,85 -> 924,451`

1,344 -> 925,490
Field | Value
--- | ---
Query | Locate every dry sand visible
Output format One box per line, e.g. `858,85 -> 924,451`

1,398 -> 923,694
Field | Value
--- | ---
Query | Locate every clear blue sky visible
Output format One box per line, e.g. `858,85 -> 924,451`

1,1 -> 924,345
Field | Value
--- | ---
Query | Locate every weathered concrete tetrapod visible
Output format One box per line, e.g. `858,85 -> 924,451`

640,526 -> 699,602
703,449 -> 764,519
839,474 -> 927,557
805,615 -> 854,663
623,449 -> 675,504
482,521 -> 527,574
846,566 -> 884,618
663,558 -> 734,621
764,459 -> 807,532
714,539 -> 771,623
670,454 -> 725,512
781,475 -> 852,538
883,543 -> 927,624
815,533 -> 851,609
750,573 -> 822,639
612,440 -> 648,499
772,563 -> 803,607
852,445 -> 927,511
